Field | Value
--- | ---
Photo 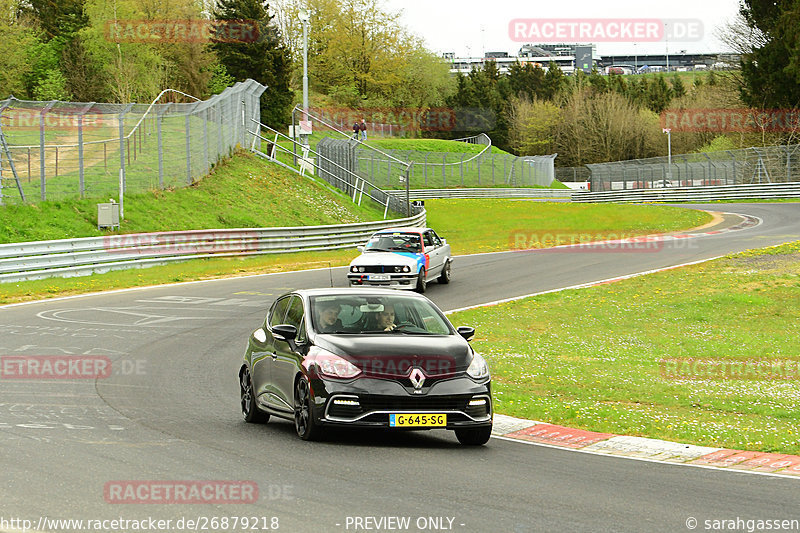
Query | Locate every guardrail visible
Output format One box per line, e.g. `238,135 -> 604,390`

0,211 -> 426,283
387,188 -> 573,200
570,182 -> 800,203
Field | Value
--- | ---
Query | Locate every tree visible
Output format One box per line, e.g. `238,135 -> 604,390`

507,61 -> 546,101
507,96 -> 560,155
542,62 -> 566,101
646,75 -> 673,114
671,74 -> 687,98
738,0 -> 800,108
0,0 -> 39,98
213,0 -> 293,127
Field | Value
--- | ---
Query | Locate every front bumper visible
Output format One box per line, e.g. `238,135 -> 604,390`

347,273 -> 418,289
311,375 -> 492,430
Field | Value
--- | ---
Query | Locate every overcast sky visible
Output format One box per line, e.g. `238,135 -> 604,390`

383,0 -> 742,57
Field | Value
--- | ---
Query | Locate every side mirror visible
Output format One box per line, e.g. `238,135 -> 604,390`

441,239 -> 447,245
272,324 -> 297,341
357,245 -> 364,252
253,328 -> 267,344
457,326 -> 475,342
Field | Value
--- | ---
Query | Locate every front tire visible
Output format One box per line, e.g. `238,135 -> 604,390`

415,268 -> 427,293
438,260 -> 451,284
294,376 -> 322,441
455,426 -> 492,446
240,367 -> 269,423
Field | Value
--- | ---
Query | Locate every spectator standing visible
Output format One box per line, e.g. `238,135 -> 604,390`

360,119 -> 367,140
353,121 -> 360,139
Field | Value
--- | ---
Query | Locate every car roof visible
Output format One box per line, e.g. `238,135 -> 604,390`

291,287 -> 429,299
373,227 -> 431,234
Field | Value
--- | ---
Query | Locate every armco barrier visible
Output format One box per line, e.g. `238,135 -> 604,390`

387,188 -> 572,200
0,211 -> 426,283
571,182 -> 800,203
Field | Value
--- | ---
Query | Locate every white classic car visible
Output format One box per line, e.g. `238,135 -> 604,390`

347,227 -> 452,293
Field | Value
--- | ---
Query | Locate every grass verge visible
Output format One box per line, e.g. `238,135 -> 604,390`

449,240 -> 800,454
0,201 -> 712,306
425,200 -> 712,255
0,151 -> 388,244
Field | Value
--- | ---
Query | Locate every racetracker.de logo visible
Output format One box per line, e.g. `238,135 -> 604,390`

104,481 -> 258,504
1,109 -> 109,130
661,108 -> 800,133
313,106 -> 496,133
0,356 -> 111,379
508,230 -> 679,253
508,18 -> 703,43
105,19 -> 259,43
103,231 -> 259,255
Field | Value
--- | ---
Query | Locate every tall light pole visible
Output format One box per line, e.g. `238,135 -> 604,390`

664,22 -> 670,72
298,8 -> 310,147
663,128 -> 672,184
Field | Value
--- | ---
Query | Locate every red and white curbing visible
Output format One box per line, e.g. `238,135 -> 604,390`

492,414 -> 800,477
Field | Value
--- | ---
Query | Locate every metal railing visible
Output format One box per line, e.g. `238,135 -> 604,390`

0,211 -> 426,283
386,188 -> 572,200
588,144 -> 800,192
0,80 -> 266,204
349,145 -> 557,190
571,182 -> 800,203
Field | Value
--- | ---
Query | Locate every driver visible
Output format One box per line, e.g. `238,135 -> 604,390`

375,303 -> 395,331
317,301 -> 343,333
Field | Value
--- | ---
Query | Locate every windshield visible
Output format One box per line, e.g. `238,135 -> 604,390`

310,294 -> 452,335
363,232 -> 422,253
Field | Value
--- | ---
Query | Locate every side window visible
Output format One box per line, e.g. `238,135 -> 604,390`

423,231 -> 435,248
269,297 -> 291,328
285,296 -> 307,343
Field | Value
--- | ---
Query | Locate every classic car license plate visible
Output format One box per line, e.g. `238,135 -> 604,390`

369,274 -> 390,281
389,413 -> 447,427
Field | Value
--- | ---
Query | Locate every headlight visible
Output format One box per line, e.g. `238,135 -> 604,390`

358,266 -> 366,273
350,265 -> 358,273
309,347 -> 361,379
466,353 -> 489,380
402,265 -> 410,273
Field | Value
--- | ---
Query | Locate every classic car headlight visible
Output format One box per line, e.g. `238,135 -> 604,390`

309,347 -> 362,379
466,353 -> 489,380
403,265 -> 410,272
358,266 -> 366,273
350,265 -> 358,273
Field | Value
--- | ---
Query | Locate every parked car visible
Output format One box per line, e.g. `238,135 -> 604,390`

238,288 -> 493,445
347,227 -> 452,293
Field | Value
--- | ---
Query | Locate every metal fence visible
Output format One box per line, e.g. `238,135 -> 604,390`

386,188 -> 573,200
0,80 -> 266,205
571,182 -> 800,203
588,144 -> 800,192
316,133 -> 557,190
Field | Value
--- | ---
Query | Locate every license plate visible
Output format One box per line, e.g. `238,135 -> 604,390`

369,274 -> 390,281
389,413 -> 447,427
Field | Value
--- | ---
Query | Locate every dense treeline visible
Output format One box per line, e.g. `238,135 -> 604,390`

0,0 -> 293,127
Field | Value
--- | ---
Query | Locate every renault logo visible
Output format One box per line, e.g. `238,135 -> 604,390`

409,368 -> 425,389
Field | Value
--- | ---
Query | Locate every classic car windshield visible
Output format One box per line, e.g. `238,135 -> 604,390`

310,294 -> 452,335
363,232 -> 422,253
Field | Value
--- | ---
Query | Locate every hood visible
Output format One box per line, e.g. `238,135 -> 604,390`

350,251 -> 423,268
315,334 -> 471,377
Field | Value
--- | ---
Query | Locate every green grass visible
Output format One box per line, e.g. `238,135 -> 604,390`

0,151 -> 388,244
449,240 -> 800,454
425,199 -> 712,255
0,249 -> 359,305
0,200 -> 712,304
365,138 -> 512,155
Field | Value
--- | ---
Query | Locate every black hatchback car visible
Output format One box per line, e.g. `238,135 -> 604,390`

238,288 -> 492,445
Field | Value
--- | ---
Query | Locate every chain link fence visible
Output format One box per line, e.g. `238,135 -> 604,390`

317,133 -> 557,190
587,144 -> 800,192
0,80 -> 266,205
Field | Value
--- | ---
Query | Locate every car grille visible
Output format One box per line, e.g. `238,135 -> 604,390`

327,394 -> 473,419
354,266 -> 405,274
